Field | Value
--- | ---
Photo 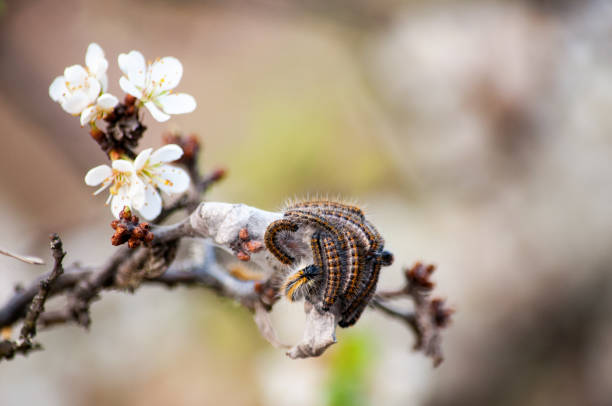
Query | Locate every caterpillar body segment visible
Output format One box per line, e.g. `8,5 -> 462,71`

264,219 -> 299,265
284,210 -> 349,255
284,199 -> 365,221
310,231 -> 324,269
341,233 -> 364,300
339,258 -> 383,327
324,210 -> 379,252
287,204 -> 381,255
319,233 -> 343,311
363,220 -> 384,256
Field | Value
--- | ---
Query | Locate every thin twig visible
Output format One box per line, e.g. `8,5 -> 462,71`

0,248 -> 44,265
146,244 -> 258,308
371,296 -> 419,336
19,234 -> 65,340
373,262 -> 453,366
0,234 -> 66,360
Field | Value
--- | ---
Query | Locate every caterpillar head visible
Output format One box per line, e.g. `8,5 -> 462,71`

380,250 -> 394,267
282,261 -> 323,303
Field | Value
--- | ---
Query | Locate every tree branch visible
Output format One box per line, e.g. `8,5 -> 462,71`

0,200 -> 452,364
147,244 -> 258,308
374,262 -> 454,366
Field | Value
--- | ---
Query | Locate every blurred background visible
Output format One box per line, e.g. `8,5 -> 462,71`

1,0 -> 612,405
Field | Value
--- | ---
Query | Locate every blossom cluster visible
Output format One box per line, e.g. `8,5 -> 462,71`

49,43 -> 196,125
85,144 -> 190,220
50,43 -> 196,220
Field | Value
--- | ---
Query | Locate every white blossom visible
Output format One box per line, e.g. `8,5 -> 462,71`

84,145 -> 190,220
80,93 -> 119,126
118,50 -> 196,122
49,43 -> 110,122
131,144 -> 191,219
84,159 -> 139,218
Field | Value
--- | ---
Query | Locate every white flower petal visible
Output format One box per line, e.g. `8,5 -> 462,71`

155,165 -> 190,194
86,43 -> 104,69
117,53 -> 131,75
85,165 -> 112,186
64,65 -> 88,85
85,43 -> 108,78
144,101 -> 170,122
150,57 -> 183,92
118,50 -> 146,88
111,187 -> 132,218
94,59 -> 109,76
61,91 -> 91,114
98,73 -> 109,93
85,77 -> 102,102
129,176 -> 146,208
97,93 -> 119,110
119,76 -> 143,99
157,93 -> 196,115
149,144 -> 183,165
112,159 -> 134,173
135,184 -> 162,220
49,76 -> 68,102
133,148 -> 153,171
80,105 -> 97,126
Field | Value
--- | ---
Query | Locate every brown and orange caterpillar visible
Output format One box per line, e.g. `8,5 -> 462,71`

284,199 -> 365,221
264,219 -> 299,265
342,233 -> 364,301
319,233 -> 342,311
339,251 -> 393,327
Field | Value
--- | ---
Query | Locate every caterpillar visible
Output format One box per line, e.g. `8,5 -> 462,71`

285,199 -> 365,221
340,250 -> 393,327
319,233 -> 342,311
264,219 -> 299,265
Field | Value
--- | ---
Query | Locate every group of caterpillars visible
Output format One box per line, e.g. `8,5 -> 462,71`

264,199 -> 394,327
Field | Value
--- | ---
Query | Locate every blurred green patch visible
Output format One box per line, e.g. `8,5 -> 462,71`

189,292 -> 265,360
0,0 -> 5,16
324,330 -> 377,406
225,95 -> 393,209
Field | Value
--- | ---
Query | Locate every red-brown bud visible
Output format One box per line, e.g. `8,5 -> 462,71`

236,251 -> 250,262
124,94 -> 136,106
